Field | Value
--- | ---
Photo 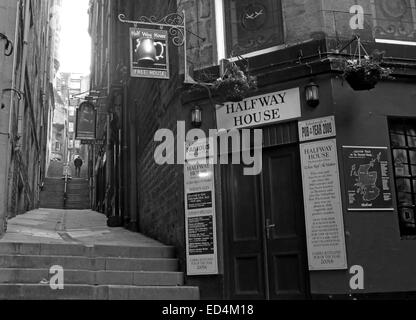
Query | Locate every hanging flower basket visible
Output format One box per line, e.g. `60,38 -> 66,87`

214,59 -> 257,102
343,58 -> 392,91
339,36 -> 393,91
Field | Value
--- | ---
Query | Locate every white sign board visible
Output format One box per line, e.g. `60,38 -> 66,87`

300,139 -> 348,270
298,116 -> 336,142
216,88 -> 301,130
184,142 -> 218,276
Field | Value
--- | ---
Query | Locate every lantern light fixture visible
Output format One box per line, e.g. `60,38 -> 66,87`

305,81 -> 320,108
191,106 -> 202,128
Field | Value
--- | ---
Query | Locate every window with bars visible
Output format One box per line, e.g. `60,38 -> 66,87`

390,118 -> 416,237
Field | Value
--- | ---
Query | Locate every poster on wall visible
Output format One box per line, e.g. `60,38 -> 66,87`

342,146 -> 393,211
130,28 -> 169,79
184,140 -> 218,276
300,139 -> 348,270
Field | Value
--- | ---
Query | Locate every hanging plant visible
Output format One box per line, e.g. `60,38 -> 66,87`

340,36 -> 393,91
343,56 -> 393,91
214,58 -> 257,102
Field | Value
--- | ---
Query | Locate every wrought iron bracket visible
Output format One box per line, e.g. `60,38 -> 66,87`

118,11 -> 196,84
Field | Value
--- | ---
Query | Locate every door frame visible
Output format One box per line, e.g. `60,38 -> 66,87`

222,142 -> 311,300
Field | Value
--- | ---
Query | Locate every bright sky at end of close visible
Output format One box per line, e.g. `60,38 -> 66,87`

59,0 -> 91,74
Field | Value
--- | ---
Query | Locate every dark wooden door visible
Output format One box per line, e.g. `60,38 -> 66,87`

262,145 -> 310,300
223,144 -> 309,300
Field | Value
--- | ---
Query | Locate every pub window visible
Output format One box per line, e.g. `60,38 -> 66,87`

389,118 -> 416,238
221,0 -> 284,57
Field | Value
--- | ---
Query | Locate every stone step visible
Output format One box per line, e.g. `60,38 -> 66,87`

0,243 -> 176,259
0,255 -> 179,271
0,269 -> 184,286
0,284 -> 199,300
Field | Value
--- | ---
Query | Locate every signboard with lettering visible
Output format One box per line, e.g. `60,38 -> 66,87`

184,141 -> 218,276
216,88 -> 301,130
130,28 -> 169,79
81,139 -> 105,146
300,139 -> 348,270
75,102 -> 96,140
343,146 -> 393,211
299,116 -> 336,142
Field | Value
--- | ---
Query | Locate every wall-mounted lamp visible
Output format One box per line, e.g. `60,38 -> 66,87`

191,106 -> 202,128
305,81 -> 320,108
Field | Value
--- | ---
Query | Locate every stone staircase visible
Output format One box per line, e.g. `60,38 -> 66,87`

40,178 -> 90,210
0,242 -> 199,300
39,178 -> 65,209
66,179 -> 90,210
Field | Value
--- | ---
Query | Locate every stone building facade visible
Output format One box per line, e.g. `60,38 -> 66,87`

0,0 -> 59,233
89,0 -> 416,299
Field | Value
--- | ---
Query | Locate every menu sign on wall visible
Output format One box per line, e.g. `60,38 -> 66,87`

343,146 -> 393,211
184,141 -> 218,276
300,139 -> 348,270
216,88 -> 301,130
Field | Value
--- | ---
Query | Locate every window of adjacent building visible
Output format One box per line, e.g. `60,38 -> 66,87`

55,142 -> 61,151
69,122 -> 74,133
219,0 -> 284,58
389,118 -> 416,238
69,107 -> 75,116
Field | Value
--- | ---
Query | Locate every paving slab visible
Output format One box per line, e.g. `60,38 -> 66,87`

0,209 -> 165,248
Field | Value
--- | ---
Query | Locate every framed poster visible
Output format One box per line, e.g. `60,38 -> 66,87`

130,28 -> 170,79
343,146 -> 393,211
300,139 -> 348,270
184,140 -> 218,276
75,102 -> 97,140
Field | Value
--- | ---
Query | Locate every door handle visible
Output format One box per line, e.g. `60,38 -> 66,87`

266,219 -> 276,240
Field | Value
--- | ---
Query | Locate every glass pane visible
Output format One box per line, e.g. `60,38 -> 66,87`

410,151 -> 416,165
224,0 -> 284,56
396,178 -> 412,193
393,149 -> 408,165
408,135 -> 416,148
395,164 -> 409,177
397,192 -> 413,206
390,133 -> 406,147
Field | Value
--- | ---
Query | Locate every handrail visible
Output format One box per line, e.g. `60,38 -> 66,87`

62,165 -> 72,208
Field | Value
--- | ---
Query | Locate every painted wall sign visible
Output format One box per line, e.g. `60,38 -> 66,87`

75,102 -> 96,140
216,87 -> 301,130
81,139 -> 105,146
343,146 -> 393,211
130,28 -> 170,79
184,141 -> 218,276
299,116 -> 336,142
300,139 -> 348,270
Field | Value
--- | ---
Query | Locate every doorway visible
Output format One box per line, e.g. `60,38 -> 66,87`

222,144 -> 310,300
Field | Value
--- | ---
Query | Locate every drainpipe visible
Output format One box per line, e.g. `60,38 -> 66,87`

17,0 -> 31,145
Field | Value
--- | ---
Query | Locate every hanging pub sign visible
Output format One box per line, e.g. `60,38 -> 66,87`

130,28 -> 170,79
343,146 -> 394,211
75,101 -> 97,140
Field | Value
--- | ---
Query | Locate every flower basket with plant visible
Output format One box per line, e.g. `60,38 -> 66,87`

340,36 -> 393,91
214,58 -> 257,102
343,55 -> 392,91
